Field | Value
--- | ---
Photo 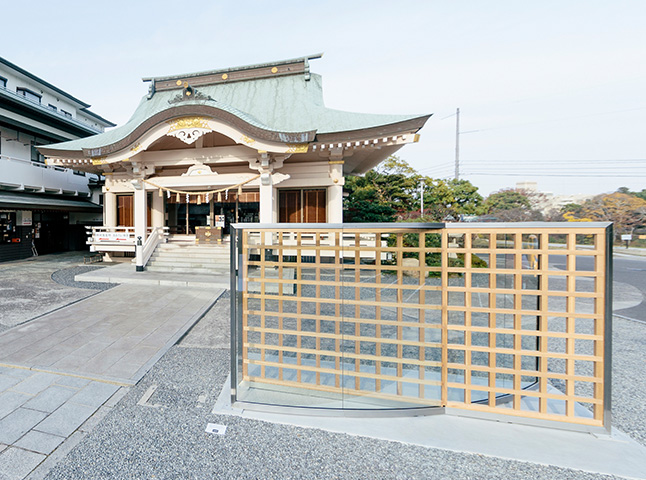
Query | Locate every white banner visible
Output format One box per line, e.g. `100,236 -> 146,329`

95,232 -> 132,242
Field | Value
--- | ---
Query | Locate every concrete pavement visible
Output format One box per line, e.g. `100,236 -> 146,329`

0,284 -> 223,385
0,255 -> 224,479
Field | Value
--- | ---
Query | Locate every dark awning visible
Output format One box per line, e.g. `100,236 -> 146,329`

0,192 -> 101,212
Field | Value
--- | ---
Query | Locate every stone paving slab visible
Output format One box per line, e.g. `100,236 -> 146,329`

0,447 -> 46,480
22,386 -> 76,413
14,431 -> 65,455
0,392 -> 31,419
0,284 -> 223,385
0,408 -> 48,445
10,373 -> 60,396
0,367 -> 128,480
34,403 -> 97,438
67,382 -> 119,409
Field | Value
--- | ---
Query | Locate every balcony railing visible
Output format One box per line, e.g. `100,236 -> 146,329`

0,85 -> 104,134
0,155 -> 91,194
230,222 -> 612,431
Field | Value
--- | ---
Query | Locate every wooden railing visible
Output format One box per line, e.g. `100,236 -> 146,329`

141,227 -> 169,267
86,226 -> 168,254
231,222 -> 612,429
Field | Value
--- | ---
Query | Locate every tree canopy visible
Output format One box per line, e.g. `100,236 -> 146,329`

562,192 -> 646,237
483,189 -> 531,212
343,156 -> 482,222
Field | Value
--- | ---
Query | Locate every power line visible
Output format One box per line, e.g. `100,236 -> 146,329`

453,106 -> 646,134
464,167 -> 646,172
464,172 -> 646,178
460,158 -> 646,165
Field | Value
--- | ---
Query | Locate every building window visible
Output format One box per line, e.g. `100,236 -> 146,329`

0,76 -> 6,88
16,87 -> 42,103
60,110 -> 72,118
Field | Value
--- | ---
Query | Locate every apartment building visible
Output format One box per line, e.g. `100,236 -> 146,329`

0,56 -> 114,262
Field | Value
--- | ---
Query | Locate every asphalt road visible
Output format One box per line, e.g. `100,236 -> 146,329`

550,253 -> 646,322
611,254 -> 646,322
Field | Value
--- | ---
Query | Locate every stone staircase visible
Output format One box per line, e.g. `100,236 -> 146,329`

146,238 -> 230,275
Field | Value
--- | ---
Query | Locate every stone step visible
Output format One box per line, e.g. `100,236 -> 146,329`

157,243 -> 229,249
151,251 -> 230,260
148,259 -> 229,268
146,265 -> 229,275
150,257 -> 228,264
155,248 -> 230,257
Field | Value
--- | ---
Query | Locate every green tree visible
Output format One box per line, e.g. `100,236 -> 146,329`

484,189 -> 531,212
343,157 -> 419,222
481,189 -> 544,222
446,178 -> 483,215
343,156 -> 483,222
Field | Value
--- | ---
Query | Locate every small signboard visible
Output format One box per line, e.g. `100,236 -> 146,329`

205,423 -> 227,435
621,234 -> 632,241
215,215 -> 225,228
16,211 -> 32,226
95,232 -> 132,242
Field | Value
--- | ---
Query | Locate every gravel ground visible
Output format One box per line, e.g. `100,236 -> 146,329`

43,295 -> 637,480
51,265 -> 114,291
43,349 -> 624,480
0,252 -> 104,329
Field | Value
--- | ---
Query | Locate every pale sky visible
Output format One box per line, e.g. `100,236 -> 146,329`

4,0 -> 645,196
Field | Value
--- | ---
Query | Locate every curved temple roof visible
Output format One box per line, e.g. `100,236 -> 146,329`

40,55 -> 429,158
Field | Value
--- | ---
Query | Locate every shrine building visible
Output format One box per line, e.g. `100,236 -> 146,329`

39,54 -> 429,266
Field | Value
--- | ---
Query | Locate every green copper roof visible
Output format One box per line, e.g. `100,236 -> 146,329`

43,59 -> 428,153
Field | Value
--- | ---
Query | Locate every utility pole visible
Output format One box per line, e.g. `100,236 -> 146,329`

420,180 -> 424,217
455,107 -> 460,180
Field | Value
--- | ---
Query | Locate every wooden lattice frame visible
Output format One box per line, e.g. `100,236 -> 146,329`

233,224 -> 610,427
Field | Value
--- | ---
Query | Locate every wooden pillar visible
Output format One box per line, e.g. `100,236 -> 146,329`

259,173 -> 273,224
151,189 -> 164,228
328,159 -> 344,223
327,185 -> 343,223
104,191 -> 117,227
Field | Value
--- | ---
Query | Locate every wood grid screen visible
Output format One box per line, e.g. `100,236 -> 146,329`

233,225 -> 610,427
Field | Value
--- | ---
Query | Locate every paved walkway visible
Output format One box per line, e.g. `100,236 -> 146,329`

0,285 -> 223,385
0,368 -> 124,479
0,283 -> 223,480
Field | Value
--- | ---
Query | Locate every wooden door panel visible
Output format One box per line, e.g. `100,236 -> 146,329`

117,195 -> 133,227
280,189 -> 326,223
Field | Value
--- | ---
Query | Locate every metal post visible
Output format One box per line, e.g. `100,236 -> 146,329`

230,224 -> 238,404
455,107 -> 460,180
136,236 -> 143,272
420,180 -> 424,217
604,224 -> 613,431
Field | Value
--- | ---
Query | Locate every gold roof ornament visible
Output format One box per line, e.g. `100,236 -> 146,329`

166,116 -> 214,145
